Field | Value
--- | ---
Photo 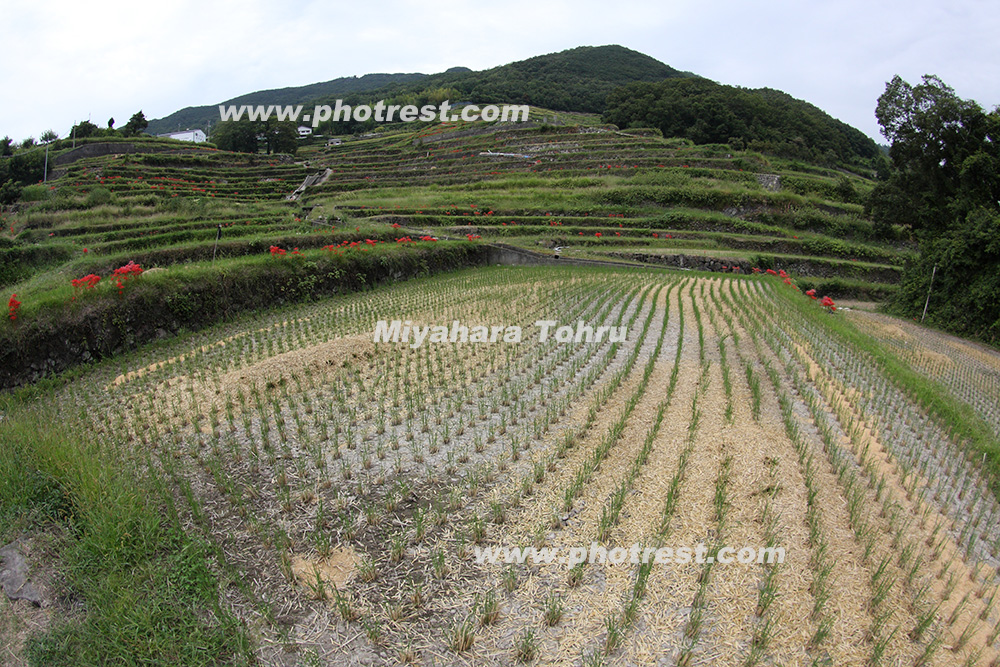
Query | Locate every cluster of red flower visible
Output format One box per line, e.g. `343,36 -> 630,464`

70,274 -> 102,299
112,261 -> 143,294
8,294 -> 21,321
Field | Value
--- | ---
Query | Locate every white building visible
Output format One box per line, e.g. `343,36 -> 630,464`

159,129 -> 207,143
297,126 -> 313,138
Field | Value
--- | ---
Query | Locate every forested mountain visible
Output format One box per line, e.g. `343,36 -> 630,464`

316,45 -> 693,114
603,77 -> 880,164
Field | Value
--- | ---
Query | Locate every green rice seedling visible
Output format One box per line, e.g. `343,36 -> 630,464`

514,629 -> 539,663
808,616 -> 833,651
409,579 -> 425,609
910,600 -> 941,642
869,625 -> 897,666
604,614 -> 624,654
470,515 -> 487,544
502,564 -> 518,592
357,557 -> 377,583
543,591 -> 564,627
477,589 -> 500,626
745,615 -> 775,667
951,618 -> 978,654
447,618 -> 475,653
334,588 -> 358,622
432,548 -> 448,579
390,534 -> 406,562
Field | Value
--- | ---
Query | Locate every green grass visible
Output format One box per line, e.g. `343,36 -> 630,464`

0,402 -> 252,666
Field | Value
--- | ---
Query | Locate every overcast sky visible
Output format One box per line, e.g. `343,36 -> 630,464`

3,0 -> 997,145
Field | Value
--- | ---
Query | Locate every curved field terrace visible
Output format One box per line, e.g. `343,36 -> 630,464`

9,264 -> 999,667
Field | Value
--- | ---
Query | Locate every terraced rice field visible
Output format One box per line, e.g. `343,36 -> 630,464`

41,264 -> 1000,666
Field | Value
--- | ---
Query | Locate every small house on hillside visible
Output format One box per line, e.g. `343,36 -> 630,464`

158,129 -> 207,143
297,126 -> 313,138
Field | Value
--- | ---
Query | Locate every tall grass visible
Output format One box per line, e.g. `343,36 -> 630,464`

0,401 -> 251,666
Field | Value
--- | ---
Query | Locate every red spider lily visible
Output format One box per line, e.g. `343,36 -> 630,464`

395,236 -> 413,243
391,222 -> 401,228
291,247 -> 302,255
653,233 -> 658,238
466,234 -> 481,240
113,262 -> 143,278
82,248 -> 89,254
594,232 -> 602,237
112,261 -> 143,294
8,294 -> 21,321
419,236 -> 437,242
806,289 -> 817,299
765,269 -> 778,276
820,296 -> 836,312
71,274 -> 102,291
269,246 -> 287,257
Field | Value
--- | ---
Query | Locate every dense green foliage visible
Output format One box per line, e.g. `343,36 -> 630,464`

211,118 -> 299,154
415,45 -> 690,114
306,45 -> 690,135
871,75 -> 1000,342
602,78 -> 880,165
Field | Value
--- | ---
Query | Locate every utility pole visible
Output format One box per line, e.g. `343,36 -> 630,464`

43,143 -> 49,182
212,224 -> 222,262
921,264 -> 937,323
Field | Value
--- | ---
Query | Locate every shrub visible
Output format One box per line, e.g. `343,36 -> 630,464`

20,184 -> 50,202
85,186 -> 114,208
